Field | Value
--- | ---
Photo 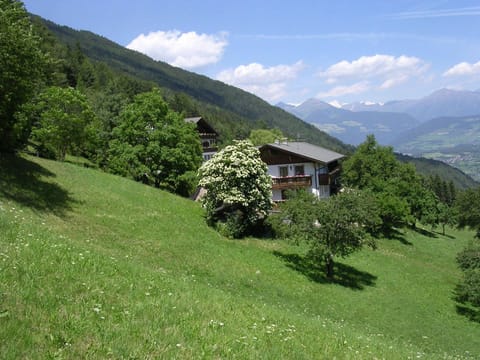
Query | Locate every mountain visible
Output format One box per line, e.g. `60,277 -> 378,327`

278,100 -> 419,145
396,153 -> 478,190
344,89 -> 480,122
276,102 -> 302,117
36,17 -> 352,154
31,16 -> 476,187
341,101 -> 387,112
393,114 -> 480,181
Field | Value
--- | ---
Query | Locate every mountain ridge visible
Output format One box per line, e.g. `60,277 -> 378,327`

31,15 -> 477,188
37,16 -> 352,154
278,99 -> 419,145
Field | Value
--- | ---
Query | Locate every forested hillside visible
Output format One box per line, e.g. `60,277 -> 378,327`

34,16 -> 352,154
31,15 -> 478,189
396,154 -> 478,190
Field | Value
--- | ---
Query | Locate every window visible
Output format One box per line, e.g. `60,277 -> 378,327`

318,174 -> 329,185
294,165 -> 304,176
279,166 -> 288,177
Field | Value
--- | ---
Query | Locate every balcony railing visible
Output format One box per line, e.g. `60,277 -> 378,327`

271,175 -> 312,189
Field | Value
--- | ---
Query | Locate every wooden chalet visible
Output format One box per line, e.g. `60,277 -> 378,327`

259,141 -> 345,201
185,116 -> 218,161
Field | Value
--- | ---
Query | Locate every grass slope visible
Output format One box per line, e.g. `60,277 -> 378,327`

1,154 -> 479,359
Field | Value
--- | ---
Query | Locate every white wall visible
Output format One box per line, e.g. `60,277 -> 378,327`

268,162 -> 331,199
267,162 -> 316,178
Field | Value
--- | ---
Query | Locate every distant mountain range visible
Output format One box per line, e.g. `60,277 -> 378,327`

278,99 -> 419,146
278,88 -> 480,145
278,89 -> 480,181
342,89 -> 480,121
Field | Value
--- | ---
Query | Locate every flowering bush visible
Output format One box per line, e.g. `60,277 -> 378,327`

198,140 -> 272,237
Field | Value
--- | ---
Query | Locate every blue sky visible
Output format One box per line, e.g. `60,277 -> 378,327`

23,0 -> 480,105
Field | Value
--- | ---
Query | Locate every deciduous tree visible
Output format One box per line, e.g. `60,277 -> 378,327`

275,189 -> 380,278
198,140 -> 272,238
0,0 -> 47,151
248,128 -> 284,146
455,187 -> 480,238
108,88 -> 202,196
29,86 -> 96,160
342,135 -> 438,232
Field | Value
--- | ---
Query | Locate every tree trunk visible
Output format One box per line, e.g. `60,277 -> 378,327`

325,254 -> 334,279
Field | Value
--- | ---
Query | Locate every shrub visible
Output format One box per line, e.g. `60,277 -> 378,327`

457,242 -> 480,272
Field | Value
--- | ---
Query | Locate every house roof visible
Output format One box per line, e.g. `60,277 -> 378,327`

184,116 -> 203,124
184,116 -> 218,135
260,141 -> 345,164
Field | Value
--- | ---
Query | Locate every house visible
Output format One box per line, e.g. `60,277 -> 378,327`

184,116 -> 218,161
259,141 -> 345,201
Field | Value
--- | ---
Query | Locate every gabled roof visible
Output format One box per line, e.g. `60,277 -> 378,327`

184,116 -> 203,124
184,116 -> 218,135
260,141 -> 345,164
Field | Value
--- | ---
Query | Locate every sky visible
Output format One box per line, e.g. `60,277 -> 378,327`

23,0 -> 480,106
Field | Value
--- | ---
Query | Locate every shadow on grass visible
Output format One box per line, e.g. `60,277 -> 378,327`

0,153 -> 75,217
434,231 -> 456,240
413,227 -> 438,238
456,304 -> 480,324
383,228 -> 413,246
273,251 -> 377,290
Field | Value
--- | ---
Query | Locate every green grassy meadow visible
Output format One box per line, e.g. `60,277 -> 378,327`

1,154 -> 479,359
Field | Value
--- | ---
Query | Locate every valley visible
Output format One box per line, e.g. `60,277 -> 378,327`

279,90 -> 480,182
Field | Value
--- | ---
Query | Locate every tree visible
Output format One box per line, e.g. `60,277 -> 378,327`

432,202 -> 456,235
455,187 -> 480,238
108,88 -> 202,196
455,241 -> 480,319
0,0 -> 48,151
248,128 -> 284,146
275,190 -> 380,278
342,135 -> 398,190
29,87 -> 96,160
342,135 -> 438,232
198,140 -> 272,238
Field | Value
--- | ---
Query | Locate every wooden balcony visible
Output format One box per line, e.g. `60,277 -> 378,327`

271,175 -> 312,189
202,146 -> 218,153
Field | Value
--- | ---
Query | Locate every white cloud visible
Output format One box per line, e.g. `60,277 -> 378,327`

317,81 -> 370,98
216,61 -> 305,102
316,54 -> 429,99
380,74 -> 409,89
443,61 -> 480,77
126,30 -> 228,69
388,7 -> 480,20
317,54 -> 427,83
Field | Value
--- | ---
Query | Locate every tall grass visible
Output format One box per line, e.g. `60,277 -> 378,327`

1,153 -> 479,359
